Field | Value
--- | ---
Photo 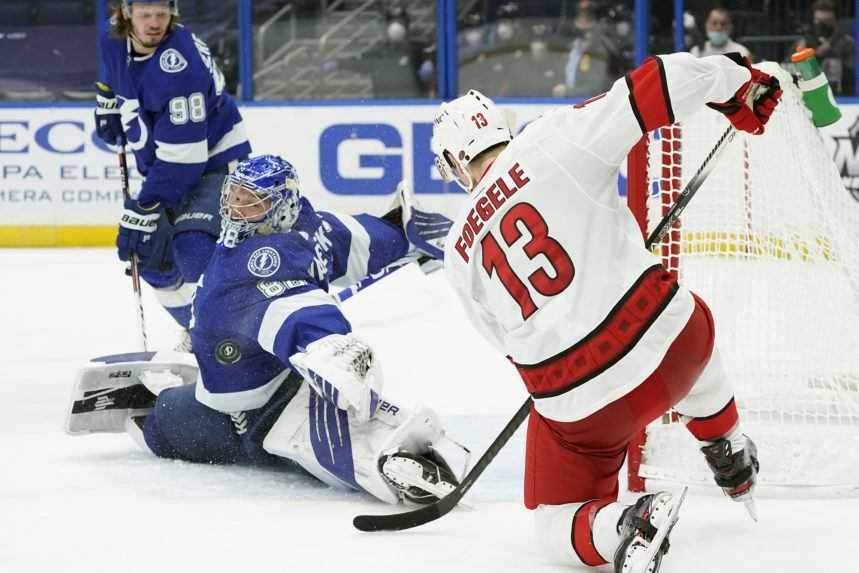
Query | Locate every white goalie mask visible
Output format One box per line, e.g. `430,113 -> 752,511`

431,89 -> 514,191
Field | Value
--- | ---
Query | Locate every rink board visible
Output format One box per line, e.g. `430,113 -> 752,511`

1,101 -> 858,246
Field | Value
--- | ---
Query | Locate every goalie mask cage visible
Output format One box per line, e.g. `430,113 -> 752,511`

625,63 -> 859,494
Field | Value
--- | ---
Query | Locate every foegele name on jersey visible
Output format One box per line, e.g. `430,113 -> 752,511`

453,162 -> 531,263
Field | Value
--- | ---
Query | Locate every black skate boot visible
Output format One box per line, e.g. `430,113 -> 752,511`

613,489 -> 687,573
379,450 -> 459,504
700,435 -> 759,501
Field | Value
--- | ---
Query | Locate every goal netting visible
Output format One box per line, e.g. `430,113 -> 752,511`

626,62 -> 859,492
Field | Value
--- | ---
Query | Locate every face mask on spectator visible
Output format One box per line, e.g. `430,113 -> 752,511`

387,21 -> 407,43
707,30 -> 729,47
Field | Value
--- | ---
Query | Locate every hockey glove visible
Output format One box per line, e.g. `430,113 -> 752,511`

289,333 -> 383,424
706,54 -> 782,135
94,82 -> 125,147
116,199 -> 161,263
388,182 -> 453,261
406,207 -> 453,261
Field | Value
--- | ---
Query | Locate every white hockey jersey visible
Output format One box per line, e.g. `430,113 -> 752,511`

444,52 -> 751,422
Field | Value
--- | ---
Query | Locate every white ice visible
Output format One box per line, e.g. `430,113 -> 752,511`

1,249 -> 855,573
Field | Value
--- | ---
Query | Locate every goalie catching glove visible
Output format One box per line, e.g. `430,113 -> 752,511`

386,181 -> 453,263
289,333 -> 382,423
707,53 -> 782,135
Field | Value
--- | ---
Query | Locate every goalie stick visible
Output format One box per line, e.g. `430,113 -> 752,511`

352,109 -> 755,534
335,254 -> 434,303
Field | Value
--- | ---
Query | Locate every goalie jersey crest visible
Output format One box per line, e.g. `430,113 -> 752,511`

190,198 -> 411,413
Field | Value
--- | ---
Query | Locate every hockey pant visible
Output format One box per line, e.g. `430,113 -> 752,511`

527,293 -> 740,567
139,169 -> 224,328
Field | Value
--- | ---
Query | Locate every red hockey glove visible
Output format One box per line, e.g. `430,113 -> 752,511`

706,53 -> 782,135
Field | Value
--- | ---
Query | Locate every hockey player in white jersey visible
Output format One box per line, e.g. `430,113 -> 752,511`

432,52 -> 780,572
64,155 -> 466,507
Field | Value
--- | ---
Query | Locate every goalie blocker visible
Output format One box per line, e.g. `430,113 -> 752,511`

65,352 -> 468,505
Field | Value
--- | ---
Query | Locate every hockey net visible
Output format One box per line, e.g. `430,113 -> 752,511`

626,63 -> 859,492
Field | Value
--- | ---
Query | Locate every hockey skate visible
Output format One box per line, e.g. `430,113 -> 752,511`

614,488 -> 688,573
701,434 -> 759,519
379,450 -> 459,505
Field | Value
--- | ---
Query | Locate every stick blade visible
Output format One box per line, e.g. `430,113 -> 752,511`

744,497 -> 759,522
353,495 -> 457,532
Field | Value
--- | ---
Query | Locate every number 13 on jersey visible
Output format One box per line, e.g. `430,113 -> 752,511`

481,202 -> 575,319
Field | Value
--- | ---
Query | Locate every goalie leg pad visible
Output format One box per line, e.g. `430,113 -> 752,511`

263,385 -> 469,504
263,384 -> 391,499
125,415 -> 153,454
64,351 -> 198,435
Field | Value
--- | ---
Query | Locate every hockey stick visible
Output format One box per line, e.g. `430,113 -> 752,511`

645,124 -> 736,248
646,82 -> 767,248
97,81 -> 150,351
353,120 -> 748,534
335,254 -> 433,303
354,397 -> 532,531
118,142 -> 150,352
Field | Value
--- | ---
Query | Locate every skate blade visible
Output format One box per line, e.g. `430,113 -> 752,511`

631,486 -> 688,573
743,498 -> 759,522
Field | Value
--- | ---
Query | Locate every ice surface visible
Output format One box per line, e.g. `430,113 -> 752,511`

0,249 -> 854,572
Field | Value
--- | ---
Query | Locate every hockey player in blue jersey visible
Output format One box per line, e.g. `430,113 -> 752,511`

65,155 -> 467,505
95,0 -> 251,343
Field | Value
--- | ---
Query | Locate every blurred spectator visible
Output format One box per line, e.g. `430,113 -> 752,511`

796,0 -> 854,95
683,11 -> 705,52
487,2 -> 530,46
460,12 -> 488,56
457,5 -> 569,98
342,4 -> 434,98
555,2 -> 623,97
691,8 -> 751,59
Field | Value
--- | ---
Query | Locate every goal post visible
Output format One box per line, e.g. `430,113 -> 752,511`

625,62 -> 859,493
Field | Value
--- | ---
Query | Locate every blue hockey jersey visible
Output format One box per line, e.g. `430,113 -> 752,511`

98,25 -> 251,206
191,198 -> 410,413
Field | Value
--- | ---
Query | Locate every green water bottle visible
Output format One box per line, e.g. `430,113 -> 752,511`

791,47 -> 842,127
